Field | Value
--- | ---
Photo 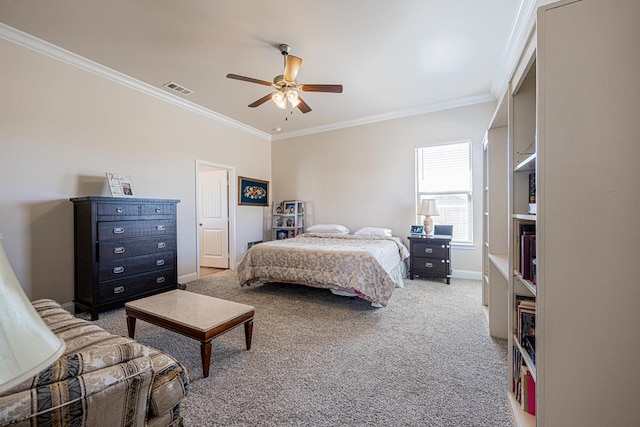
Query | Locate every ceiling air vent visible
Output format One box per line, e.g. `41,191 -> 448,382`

163,81 -> 193,95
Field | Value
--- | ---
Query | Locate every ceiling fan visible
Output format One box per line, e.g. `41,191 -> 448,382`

226,44 -> 343,116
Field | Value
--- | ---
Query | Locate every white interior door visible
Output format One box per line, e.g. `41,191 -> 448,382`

199,169 -> 229,268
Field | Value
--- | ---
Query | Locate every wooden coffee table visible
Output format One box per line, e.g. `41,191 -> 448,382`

125,290 -> 254,378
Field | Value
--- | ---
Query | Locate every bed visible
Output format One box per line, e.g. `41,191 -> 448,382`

237,233 -> 410,307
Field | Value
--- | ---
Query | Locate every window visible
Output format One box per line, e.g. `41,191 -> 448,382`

416,141 -> 473,243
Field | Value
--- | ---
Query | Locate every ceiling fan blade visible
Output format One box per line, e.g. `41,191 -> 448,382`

226,73 -> 273,87
283,55 -> 302,82
248,93 -> 274,108
297,96 -> 312,114
300,84 -> 343,93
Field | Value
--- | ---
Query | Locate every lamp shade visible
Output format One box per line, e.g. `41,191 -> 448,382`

0,234 -> 65,394
418,199 -> 440,217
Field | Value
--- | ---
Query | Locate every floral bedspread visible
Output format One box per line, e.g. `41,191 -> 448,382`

237,233 -> 410,306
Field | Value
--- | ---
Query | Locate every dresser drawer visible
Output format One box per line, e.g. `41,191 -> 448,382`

98,269 -> 175,304
411,256 -> 450,275
140,203 -> 176,217
98,220 -> 175,240
97,203 -> 140,219
411,241 -> 449,259
99,236 -> 176,261
98,252 -> 175,281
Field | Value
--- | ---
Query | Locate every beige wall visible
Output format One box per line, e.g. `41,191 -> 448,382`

271,102 -> 495,276
0,38 -> 270,302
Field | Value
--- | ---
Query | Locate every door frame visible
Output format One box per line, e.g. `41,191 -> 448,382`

195,159 -> 236,276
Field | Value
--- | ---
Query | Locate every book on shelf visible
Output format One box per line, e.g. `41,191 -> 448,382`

515,221 -> 535,274
531,258 -> 537,284
520,364 -> 536,415
529,172 -> 536,204
512,347 -> 536,415
520,235 -> 536,280
517,304 -> 536,363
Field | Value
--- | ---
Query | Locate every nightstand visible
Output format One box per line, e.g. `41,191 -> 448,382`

408,235 -> 452,284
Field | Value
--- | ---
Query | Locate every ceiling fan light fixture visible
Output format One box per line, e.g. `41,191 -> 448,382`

227,43 -> 342,117
272,91 -> 286,109
286,89 -> 300,107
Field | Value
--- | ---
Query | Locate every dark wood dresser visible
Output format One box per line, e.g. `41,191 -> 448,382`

408,235 -> 452,284
70,197 -> 180,319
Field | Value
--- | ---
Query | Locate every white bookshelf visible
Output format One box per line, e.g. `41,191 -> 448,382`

482,91 -> 509,339
490,0 -> 640,425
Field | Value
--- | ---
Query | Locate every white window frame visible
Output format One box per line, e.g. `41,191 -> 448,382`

415,140 -> 473,244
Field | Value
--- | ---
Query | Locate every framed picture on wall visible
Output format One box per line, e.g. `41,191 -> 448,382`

238,176 -> 269,206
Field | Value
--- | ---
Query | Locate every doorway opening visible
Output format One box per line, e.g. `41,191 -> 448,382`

195,160 -> 236,278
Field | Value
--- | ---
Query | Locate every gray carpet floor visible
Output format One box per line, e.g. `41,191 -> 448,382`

93,271 -> 513,427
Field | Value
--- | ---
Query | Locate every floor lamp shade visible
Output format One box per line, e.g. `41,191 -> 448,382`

418,199 -> 440,236
0,234 -> 66,394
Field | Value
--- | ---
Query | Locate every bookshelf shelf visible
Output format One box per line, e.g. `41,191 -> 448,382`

514,152 -> 536,172
515,274 -> 536,296
508,393 -> 536,427
488,254 -> 509,280
513,214 -> 536,221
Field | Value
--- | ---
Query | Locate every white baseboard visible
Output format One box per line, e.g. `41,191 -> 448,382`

179,272 -> 198,284
451,270 -> 482,280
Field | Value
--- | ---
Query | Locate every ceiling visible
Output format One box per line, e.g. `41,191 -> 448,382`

0,0 -> 525,139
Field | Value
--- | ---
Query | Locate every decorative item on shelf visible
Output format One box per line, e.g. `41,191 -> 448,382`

276,230 -> 287,240
0,233 -> 66,393
418,199 -> 440,237
275,205 -> 283,214
276,219 -> 284,227
286,218 -> 293,227
284,201 -> 296,213
238,176 -> 269,206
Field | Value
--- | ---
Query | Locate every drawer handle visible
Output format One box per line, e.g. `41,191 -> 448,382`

113,266 -> 125,274
156,259 -> 165,266
425,262 -> 433,268
156,276 -> 166,284
156,225 -> 166,231
441,260 -> 446,263
157,242 -> 166,249
116,207 -> 123,213
113,247 -> 125,254
441,245 -> 446,249
114,286 -> 125,294
155,208 -> 161,213
113,227 -> 125,234
424,248 -> 433,254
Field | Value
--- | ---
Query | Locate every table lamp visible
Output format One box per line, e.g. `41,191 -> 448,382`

418,199 -> 440,237
0,233 -> 66,394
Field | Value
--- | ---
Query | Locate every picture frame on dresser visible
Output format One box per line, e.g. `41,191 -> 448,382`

238,176 -> 269,206
106,172 -> 135,197
410,225 -> 424,235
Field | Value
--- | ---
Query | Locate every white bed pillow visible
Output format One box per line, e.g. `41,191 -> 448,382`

306,224 -> 350,235
353,226 -> 392,237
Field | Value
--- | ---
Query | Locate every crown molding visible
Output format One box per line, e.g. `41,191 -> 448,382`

0,23 -> 270,141
490,0 -> 539,98
272,93 -> 496,141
